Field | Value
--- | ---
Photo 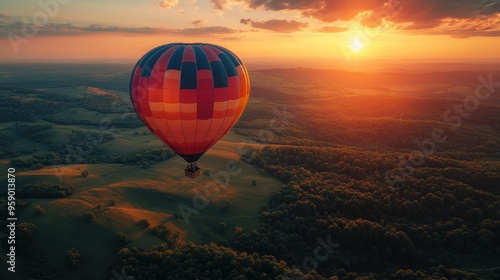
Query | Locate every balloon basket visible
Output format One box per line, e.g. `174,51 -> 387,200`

185,169 -> 201,178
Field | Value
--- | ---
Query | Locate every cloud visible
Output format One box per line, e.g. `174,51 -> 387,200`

240,18 -> 251,25
158,0 -> 179,9
240,18 -> 308,32
403,13 -> 500,38
221,36 -> 244,40
242,0 -> 386,22
211,0 -> 241,11
177,26 -> 238,35
211,0 -> 228,10
0,13 -> 10,17
238,0 -> 500,36
191,18 -> 205,26
0,22 -> 238,37
390,0 -> 500,28
317,26 -> 348,33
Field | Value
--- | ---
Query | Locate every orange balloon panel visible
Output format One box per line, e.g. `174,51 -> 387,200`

130,43 -> 250,162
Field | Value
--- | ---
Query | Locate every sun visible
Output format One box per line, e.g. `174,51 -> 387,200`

350,37 -> 366,53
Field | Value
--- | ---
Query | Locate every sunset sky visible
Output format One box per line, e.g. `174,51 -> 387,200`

1,0 -> 500,67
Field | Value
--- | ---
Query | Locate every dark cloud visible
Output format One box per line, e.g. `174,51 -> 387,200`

240,18 -> 308,32
317,26 -> 348,33
391,0 -> 500,25
412,28 -> 500,38
448,30 -> 500,38
82,24 -> 159,34
240,18 -> 252,25
403,13 -> 500,37
0,22 -> 238,37
239,0 -> 500,36
221,36 -> 244,40
177,26 -> 238,35
243,0 -> 386,22
191,19 -> 205,25
211,0 -> 228,10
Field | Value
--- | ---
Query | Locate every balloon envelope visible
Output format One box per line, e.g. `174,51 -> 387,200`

130,43 -> 250,162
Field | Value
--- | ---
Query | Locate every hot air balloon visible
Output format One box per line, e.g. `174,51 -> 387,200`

130,43 -> 250,178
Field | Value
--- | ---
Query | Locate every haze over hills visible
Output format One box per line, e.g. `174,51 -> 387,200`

0,64 -> 499,279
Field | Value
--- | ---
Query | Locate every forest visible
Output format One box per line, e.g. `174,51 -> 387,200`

0,65 -> 499,279
113,76 -> 500,278
113,144 -> 499,279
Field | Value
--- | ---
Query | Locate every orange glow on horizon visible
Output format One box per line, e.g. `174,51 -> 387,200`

1,31 -> 500,67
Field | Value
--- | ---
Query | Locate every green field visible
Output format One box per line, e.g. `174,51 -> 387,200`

0,66 -> 284,279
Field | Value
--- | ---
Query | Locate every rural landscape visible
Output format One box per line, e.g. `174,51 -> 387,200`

0,63 -> 499,279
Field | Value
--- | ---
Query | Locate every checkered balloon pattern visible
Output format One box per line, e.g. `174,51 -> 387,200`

130,43 -> 250,162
